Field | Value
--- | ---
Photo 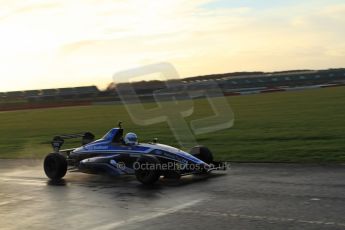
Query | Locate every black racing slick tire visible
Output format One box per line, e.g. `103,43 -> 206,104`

163,171 -> 181,180
190,146 -> 214,164
134,155 -> 161,185
44,153 -> 67,180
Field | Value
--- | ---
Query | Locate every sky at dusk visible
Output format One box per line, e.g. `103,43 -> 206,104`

0,0 -> 345,91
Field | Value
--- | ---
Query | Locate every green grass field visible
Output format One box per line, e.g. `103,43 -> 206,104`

1,86 -> 345,162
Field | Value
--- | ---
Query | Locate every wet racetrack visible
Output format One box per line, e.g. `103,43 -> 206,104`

1,160 -> 345,230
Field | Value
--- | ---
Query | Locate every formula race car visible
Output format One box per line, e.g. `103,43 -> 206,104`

43,123 -> 227,185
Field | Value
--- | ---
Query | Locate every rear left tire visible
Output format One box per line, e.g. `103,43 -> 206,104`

44,153 -> 67,180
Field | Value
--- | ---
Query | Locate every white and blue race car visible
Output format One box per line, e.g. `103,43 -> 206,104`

43,123 -> 226,185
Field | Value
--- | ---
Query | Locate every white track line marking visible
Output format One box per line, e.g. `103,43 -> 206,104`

96,199 -> 203,230
176,210 -> 345,227
0,177 -> 45,186
0,196 -> 33,206
0,201 -> 12,206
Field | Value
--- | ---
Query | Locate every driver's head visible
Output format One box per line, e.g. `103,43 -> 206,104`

124,132 -> 138,145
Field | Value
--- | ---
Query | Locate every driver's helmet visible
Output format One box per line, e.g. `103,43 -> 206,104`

124,132 -> 138,145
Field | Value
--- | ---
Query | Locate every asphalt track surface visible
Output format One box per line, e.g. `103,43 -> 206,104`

0,160 -> 345,230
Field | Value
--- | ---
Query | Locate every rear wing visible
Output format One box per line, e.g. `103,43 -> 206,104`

51,132 -> 95,152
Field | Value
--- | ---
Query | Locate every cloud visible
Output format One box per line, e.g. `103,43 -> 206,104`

0,0 -> 344,91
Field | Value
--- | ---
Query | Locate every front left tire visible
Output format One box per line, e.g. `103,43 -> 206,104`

44,153 -> 67,180
190,145 -> 214,164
